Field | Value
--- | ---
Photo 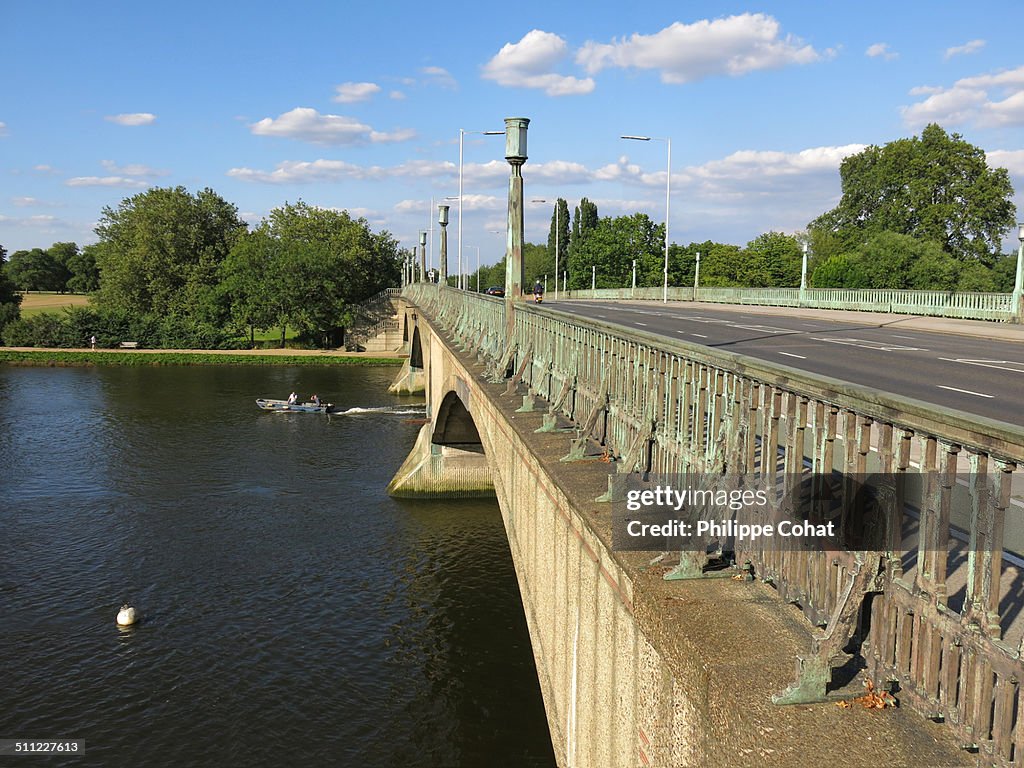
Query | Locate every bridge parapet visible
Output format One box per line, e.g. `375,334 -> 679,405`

405,283 -> 1024,765
558,285 -> 1019,321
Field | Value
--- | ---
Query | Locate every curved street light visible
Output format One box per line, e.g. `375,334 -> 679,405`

459,128 -> 504,290
622,134 -> 672,302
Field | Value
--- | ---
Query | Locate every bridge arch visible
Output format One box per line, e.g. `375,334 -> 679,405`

431,390 -> 484,453
409,325 -> 424,369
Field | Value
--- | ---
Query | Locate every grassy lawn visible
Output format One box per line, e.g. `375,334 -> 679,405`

18,292 -> 92,317
16,295 -> 298,344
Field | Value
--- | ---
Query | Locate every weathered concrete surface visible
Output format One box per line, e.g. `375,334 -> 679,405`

406,311 -> 974,768
386,422 -> 493,497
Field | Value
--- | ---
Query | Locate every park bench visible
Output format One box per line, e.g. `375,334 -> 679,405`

119,341 -> 140,349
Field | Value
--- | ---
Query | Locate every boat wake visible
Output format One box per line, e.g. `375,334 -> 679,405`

336,406 -> 426,416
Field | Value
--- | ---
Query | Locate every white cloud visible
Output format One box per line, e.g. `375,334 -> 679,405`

945,39 -> 986,59
65,176 -> 150,188
332,82 -> 381,103
0,214 -> 59,225
902,65 -> 1024,128
576,13 -> 825,84
482,30 -> 595,96
389,90 -> 406,100
249,107 -> 416,145
100,160 -> 168,177
988,149 -> 1024,175
33,164 -> 59,175
0,121 -> 7,136
227,158 -> 456,184
866,43 -> 898,60
421,66 -> 457,89
104,113 -> 156,126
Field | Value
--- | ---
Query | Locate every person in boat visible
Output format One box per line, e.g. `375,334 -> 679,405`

287,392 -> 298,404
310,394 -> 320,406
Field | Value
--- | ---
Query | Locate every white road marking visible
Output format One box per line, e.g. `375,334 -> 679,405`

891,334 -> 918,340
777,352 -> 806,359
937,385 -> 995,398
937,358 -> 1024,374
819,337 -> 925,352
691,333 -> 708,338
729,324 -> 793,334
634,322 -> 648,326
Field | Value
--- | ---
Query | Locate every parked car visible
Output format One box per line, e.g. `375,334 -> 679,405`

484,286 -> 505,297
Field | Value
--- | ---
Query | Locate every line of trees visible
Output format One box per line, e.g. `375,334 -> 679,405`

470,123 -> 1016,294
0,187 -> 402,348
1,122 -> 1018,344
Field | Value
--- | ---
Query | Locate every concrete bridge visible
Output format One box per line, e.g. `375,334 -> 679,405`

387,283 -> 1024,768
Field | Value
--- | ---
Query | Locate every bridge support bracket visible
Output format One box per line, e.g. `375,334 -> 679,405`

771,655 -> 835,705
561,435 -> 594,462
535,412 -> 574,433
773,550 -> 882,705
516,394 -> 536,413
595,474 -> 623,503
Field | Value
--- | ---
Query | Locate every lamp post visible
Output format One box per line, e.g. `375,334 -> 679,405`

800,241 -> 809,305
459,128 -> 505,291
632,259 -> 637,292
418,231 -> 427,283
470,245 -> 481,292
503,117 -> 529,305
622,134 -> 671,302
438,204 -> 450,284
531,198 -> 561,302
1014,223 -> 1024,321
694,251 -> 701,297
592,264 -> 596,293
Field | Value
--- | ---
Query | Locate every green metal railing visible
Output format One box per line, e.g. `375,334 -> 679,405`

556,286 -> 1019,322
405,284 -> 1024,764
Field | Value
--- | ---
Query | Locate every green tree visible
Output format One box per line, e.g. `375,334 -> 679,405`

221,202 -> 401,347
547,199 -> 570,281
65,244 -> 101,293
567,213 -> 662,289
854,231 -> 955,289
5,247 -> 68,291
696,243 -> 746,286
811,124 -> 1015,264
568,197 -> 599,280
94,186 -> 247,319
809,254 -> 868,289
0,264 -> 21,337
744,232 -> 802,287
524,242 -> 553,286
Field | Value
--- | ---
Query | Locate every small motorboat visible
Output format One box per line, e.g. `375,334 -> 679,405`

256,398 -> 336,414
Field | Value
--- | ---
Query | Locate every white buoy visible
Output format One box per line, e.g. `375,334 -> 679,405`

116,604 -> 138,626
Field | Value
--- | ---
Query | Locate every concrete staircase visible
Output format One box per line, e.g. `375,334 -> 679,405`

345,288 -> 403,352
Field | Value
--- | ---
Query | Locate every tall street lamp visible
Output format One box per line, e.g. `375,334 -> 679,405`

438,204 -> 450,284
531,198 -> 561,302
459,128 -> 505,291
1014,223 -> 1024,321
622,134 -> 672,303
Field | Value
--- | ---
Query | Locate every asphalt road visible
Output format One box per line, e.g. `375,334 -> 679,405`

552,300 -> 1024,427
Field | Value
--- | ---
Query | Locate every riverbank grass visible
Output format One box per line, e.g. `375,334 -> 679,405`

0,350 -> 403,366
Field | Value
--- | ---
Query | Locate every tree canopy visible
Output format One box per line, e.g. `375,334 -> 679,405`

93,186 -> 247,318
810,124 -> 1015,264
220,201 -> 402,345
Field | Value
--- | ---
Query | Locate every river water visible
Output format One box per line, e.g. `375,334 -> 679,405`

0,364 -> 555,767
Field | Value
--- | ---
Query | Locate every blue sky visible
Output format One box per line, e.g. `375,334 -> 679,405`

3,1 -> 1023,274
